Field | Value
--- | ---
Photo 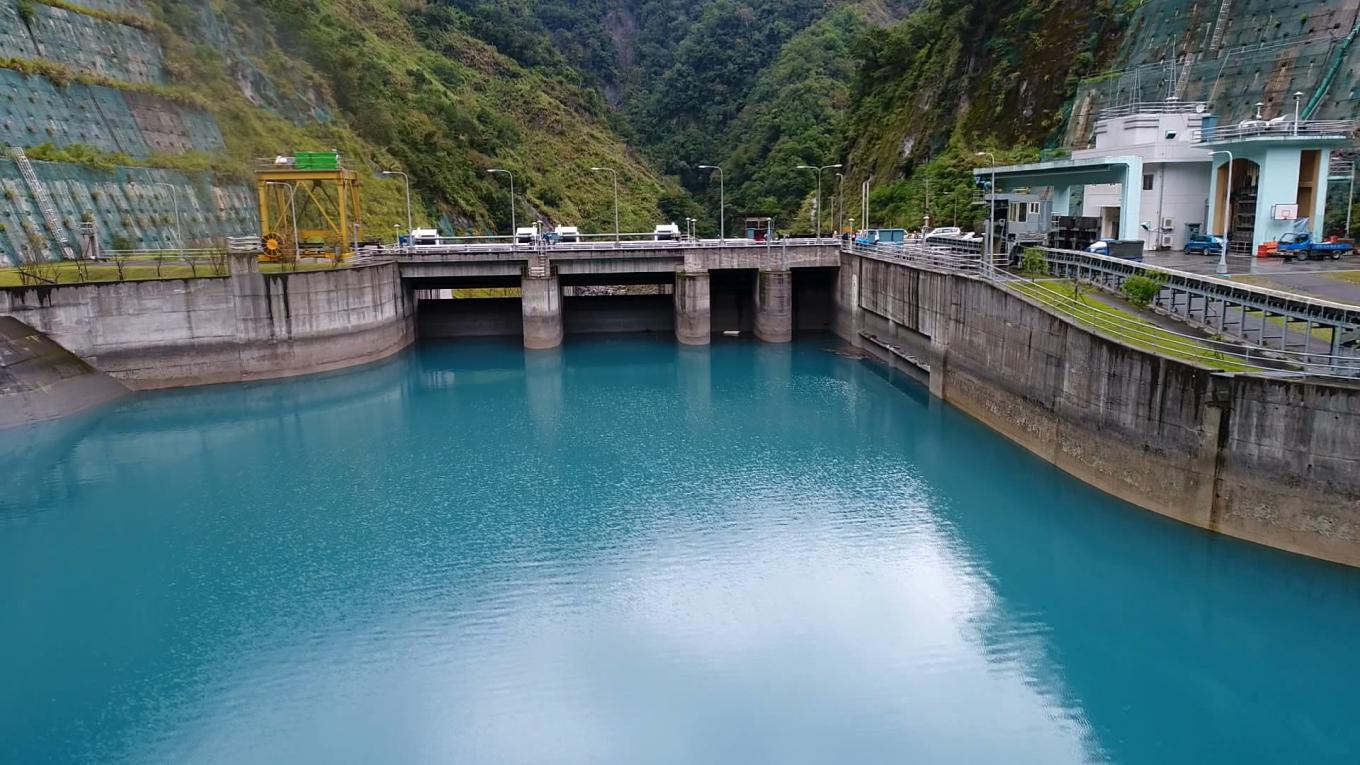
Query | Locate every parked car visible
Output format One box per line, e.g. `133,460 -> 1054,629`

1086,240 -> 1145,261
1183,234 -> 1225,256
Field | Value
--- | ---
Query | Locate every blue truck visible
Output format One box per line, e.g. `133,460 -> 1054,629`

1260,233 -> 1355,261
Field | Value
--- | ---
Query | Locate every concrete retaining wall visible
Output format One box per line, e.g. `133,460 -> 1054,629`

838,251 -> 1360,566
0,259 -> 414,389
0,315 -> 128,429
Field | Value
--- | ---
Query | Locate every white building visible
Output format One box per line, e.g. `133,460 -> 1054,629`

1075,102 -> 1212,251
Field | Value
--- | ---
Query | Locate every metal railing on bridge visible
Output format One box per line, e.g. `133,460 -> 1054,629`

390,236 -> 840,258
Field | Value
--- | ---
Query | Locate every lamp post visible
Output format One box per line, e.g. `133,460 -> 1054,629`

975,152 -> 997,266
835,172 -> 845,235
265,181 -> 300,259
380,170 -> 412,235
1210,150 -> 1233,275
1293,91 -> 1305,137
487,168 -> 516,245
797,163 -> 842,238
697,165 -> 724,241
151,181 -> 183,258
590,166 -> 619,245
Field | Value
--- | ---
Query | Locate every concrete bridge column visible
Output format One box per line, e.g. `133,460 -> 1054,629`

521,275 -> 563,350
754,269 -> 793,344
674,271 -> 711,346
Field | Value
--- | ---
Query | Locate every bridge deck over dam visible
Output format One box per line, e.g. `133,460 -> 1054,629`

394,240 -> 843,349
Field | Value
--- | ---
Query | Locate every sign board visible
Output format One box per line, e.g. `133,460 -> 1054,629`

1272,204 -> 1300,221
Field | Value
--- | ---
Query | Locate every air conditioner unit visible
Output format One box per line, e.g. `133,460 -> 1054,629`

1161,217 -> 1174,230
1160,234 -> 1174,248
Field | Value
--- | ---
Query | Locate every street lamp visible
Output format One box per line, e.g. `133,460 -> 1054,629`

1293,91 -> 1305,137
796,163 -> 842,238
590,166 -> 619,244
698,165 -> 724,241
265,181 -> 300,259
487,168 -> 516,245
835,172 -> 845,235
380,170 -> 412,234
976,152 -> 997,266
1212,150 -> 1236,274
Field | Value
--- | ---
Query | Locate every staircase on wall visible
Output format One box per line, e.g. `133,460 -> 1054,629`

9,146 -> 75,261
1208,0 -> 1234,57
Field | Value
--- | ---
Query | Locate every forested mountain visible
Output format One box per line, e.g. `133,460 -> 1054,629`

411,0 -> 1118,234
23,0 -> 1130,237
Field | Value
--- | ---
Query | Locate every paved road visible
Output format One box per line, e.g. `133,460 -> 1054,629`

1143,251 -> 1360,306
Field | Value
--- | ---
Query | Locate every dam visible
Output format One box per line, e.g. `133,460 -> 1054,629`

5,242 -> 1360,761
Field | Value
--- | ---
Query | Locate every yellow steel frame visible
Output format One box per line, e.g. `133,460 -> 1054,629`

256,168 -> 362,261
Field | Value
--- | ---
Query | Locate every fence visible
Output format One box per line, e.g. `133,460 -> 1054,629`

850,240 -> 1360,379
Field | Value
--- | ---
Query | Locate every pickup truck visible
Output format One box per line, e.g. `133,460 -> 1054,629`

1257,233 -> 1355,261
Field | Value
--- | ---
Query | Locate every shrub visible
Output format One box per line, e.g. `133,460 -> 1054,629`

1122,274 -> 1165,308
1020,247 -> 1048,276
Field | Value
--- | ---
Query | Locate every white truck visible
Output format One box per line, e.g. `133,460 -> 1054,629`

552,226 -> 581,244
653,223 -> 681,241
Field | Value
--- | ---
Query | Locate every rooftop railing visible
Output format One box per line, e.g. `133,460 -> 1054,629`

1096,101 -> 1209,120
1197,119 -> 1356,143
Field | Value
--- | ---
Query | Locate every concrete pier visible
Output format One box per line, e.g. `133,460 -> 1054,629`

674,272 -> 712,346
754,269 -> 793,344
521,275 -> 564,350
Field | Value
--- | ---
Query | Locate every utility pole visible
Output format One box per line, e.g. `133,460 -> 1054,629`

797,163 -> 842,238
591,167 -> 619,245
975,152 -> 997,267
698,165 -> 725,241
488,168 -> 516,246
380,170 -> 412,234
1211,150 -> 1233,275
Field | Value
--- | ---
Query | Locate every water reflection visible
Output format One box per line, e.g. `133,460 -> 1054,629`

1,336 -> 1358,764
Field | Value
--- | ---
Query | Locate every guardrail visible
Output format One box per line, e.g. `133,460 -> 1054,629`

1197,120 -> 1356,143
993,271 -> 1360,379
1098,101 -> 1209,119
392,237 -> 841,258
850,241 -> 985,274
842,240 -> 1360,378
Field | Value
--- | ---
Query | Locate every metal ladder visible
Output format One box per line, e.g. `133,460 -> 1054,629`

527,243 -> 550,278
9,146 -> 75,260
1208,0 -> 1233,56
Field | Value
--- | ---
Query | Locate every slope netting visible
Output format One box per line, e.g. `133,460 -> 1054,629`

1068,0 -> 1360,144
0,160 -> 257,265
0,1 -> 164,85
0,71 -> 225,157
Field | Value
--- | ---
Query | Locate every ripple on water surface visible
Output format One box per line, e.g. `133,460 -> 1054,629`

2,336 -> 1359,764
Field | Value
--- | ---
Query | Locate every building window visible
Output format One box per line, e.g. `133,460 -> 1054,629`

1143,174 -> 1155,191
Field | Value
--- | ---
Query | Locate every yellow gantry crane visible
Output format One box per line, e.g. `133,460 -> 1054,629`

256,151 -> 362,262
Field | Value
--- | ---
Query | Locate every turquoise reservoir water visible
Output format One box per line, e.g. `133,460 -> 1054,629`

3,336 -> 1360,763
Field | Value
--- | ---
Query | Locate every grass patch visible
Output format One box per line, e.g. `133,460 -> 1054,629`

1012,280 -> 1254,372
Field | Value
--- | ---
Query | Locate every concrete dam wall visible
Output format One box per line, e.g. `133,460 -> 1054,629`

0,258 -> 415,389
0,315 -> 127,429
836,252 -> 1360,567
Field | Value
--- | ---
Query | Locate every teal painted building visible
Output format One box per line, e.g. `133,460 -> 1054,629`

1202,118 -> 1353,253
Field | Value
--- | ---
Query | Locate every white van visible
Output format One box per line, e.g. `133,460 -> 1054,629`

653,223 -> 681,241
